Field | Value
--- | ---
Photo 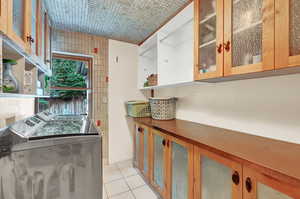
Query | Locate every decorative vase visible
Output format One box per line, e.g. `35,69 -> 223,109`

3,62 -> 19,93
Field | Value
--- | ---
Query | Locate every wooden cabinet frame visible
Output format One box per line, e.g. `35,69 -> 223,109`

275,0 -> 300,69
150,129 -> 169,199
194,0 -> 224,80
167,136 -> 194,199
0,0 -> 8,33
7,0 -> 31,51
193,146 -> 243,199
243,167 -> 300,199
223,0 -> 275,76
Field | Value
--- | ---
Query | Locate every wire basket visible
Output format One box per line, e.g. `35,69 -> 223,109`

126,101 -> 151,118
149,97 -> 177,120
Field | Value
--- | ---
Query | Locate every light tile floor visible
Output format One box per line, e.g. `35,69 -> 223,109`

103,160 -> 158,199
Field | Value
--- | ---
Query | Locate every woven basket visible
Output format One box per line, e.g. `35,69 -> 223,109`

126,101 -> 151,118
149,97 -> 177,120
147,74 -> 158,86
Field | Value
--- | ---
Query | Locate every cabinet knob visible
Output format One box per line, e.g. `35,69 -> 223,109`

224,41 -> 230,52
232,171 -> 240,185
217,44 -> 223,54
137,127 -> 143,132
245,177 -> 252,193
27,35 -> 35,44
162,139 -> 166,146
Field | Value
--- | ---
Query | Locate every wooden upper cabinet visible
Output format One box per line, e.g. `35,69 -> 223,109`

44,13 -> 52,69
194,146 -> 243,199
223,0 -> 275,76
7,0 -> 31,51
243,167 -> 300,199
29,0 -> 41,56
275,0 -> 300,69
194,0 -> 224,80
0,0 -> 8,33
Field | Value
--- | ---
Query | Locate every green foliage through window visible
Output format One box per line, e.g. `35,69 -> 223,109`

50,59 -> 88,100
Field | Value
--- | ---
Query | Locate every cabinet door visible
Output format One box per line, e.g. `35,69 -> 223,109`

151,129 -> 168,198
223,0 -> 275,76
44,13 -> 51,69
140,125 -> 150,178
275,0 -> 300,69
194,0 -> 224,80
168,137 -> 193,199
7,0 -> 31,51
194,146 -> 242,199
0,0 -> 8,33
133,124 -> 142,168
243,167 -> 300,199
29,0 -> 40,56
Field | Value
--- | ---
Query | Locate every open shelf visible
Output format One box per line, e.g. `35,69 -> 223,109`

141,81 -> 208,90
1,35 -> 51,98
2,34 -> 51,76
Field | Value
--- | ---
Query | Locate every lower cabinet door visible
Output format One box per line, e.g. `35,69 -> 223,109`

169,138 -> 193,199
151,129 -> 168,198
194,146 -> 243,199
133,124 -> 141,168
243,167 -> 300,199
141,125 -> 149,177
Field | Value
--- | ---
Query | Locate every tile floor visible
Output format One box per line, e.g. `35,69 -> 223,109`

103,160 -> 158,199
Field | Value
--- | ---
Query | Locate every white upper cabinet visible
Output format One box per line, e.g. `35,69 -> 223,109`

138,2 -> 194,89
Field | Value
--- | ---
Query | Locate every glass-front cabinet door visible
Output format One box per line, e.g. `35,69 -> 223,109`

7,0 -> 31,51
243,167 -> 300,199
141,125 -> 150,178
0,0 -> 8,33
194,0 -> 224,80
194,147 -> 243,199
223,0 -> 275,76
30,0 -> 39,56
275,0 -> 300,69
169,137 -> 193,199
151,129 -> 168,198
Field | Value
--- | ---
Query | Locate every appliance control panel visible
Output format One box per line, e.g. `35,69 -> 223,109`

10,116 -> 45,137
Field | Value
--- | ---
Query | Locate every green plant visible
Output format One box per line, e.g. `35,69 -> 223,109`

50,59 -> 87,99
3,59 -> 17,65
3,85 -> 15,92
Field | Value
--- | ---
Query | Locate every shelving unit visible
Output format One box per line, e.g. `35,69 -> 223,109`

0,34 -> 51,98
138,34 -> 158,89
138,2 -> 194,89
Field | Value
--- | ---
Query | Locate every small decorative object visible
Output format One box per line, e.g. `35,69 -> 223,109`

252,54 -> 262,64
126,101 -> 151,118
212,1 -> 216,13
149,97 -> 177,120
23,71 -> 33,94
243,53 -> 252,65
2,59 -> 19,93
147,74 -> 158,86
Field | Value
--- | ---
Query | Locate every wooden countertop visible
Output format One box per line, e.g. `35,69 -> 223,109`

130,117 -> 300,185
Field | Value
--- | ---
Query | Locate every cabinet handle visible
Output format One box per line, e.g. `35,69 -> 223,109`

27,35 -> 35,44
137,127 -> 143,132
232,171 -> 240,185
245,177 -> 252,193
162,139 -> 166,146
217,44 -> 223,54
166,140 -> 170,147
224,41 -> 230,52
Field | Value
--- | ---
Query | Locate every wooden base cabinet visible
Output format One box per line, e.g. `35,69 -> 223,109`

0,0 -> 8,33
193,147 -> 242,199
133,121 -> 300,199
243,167 -> 300,199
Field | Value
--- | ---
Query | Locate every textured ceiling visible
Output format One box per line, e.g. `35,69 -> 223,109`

43,0 -> 190,44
